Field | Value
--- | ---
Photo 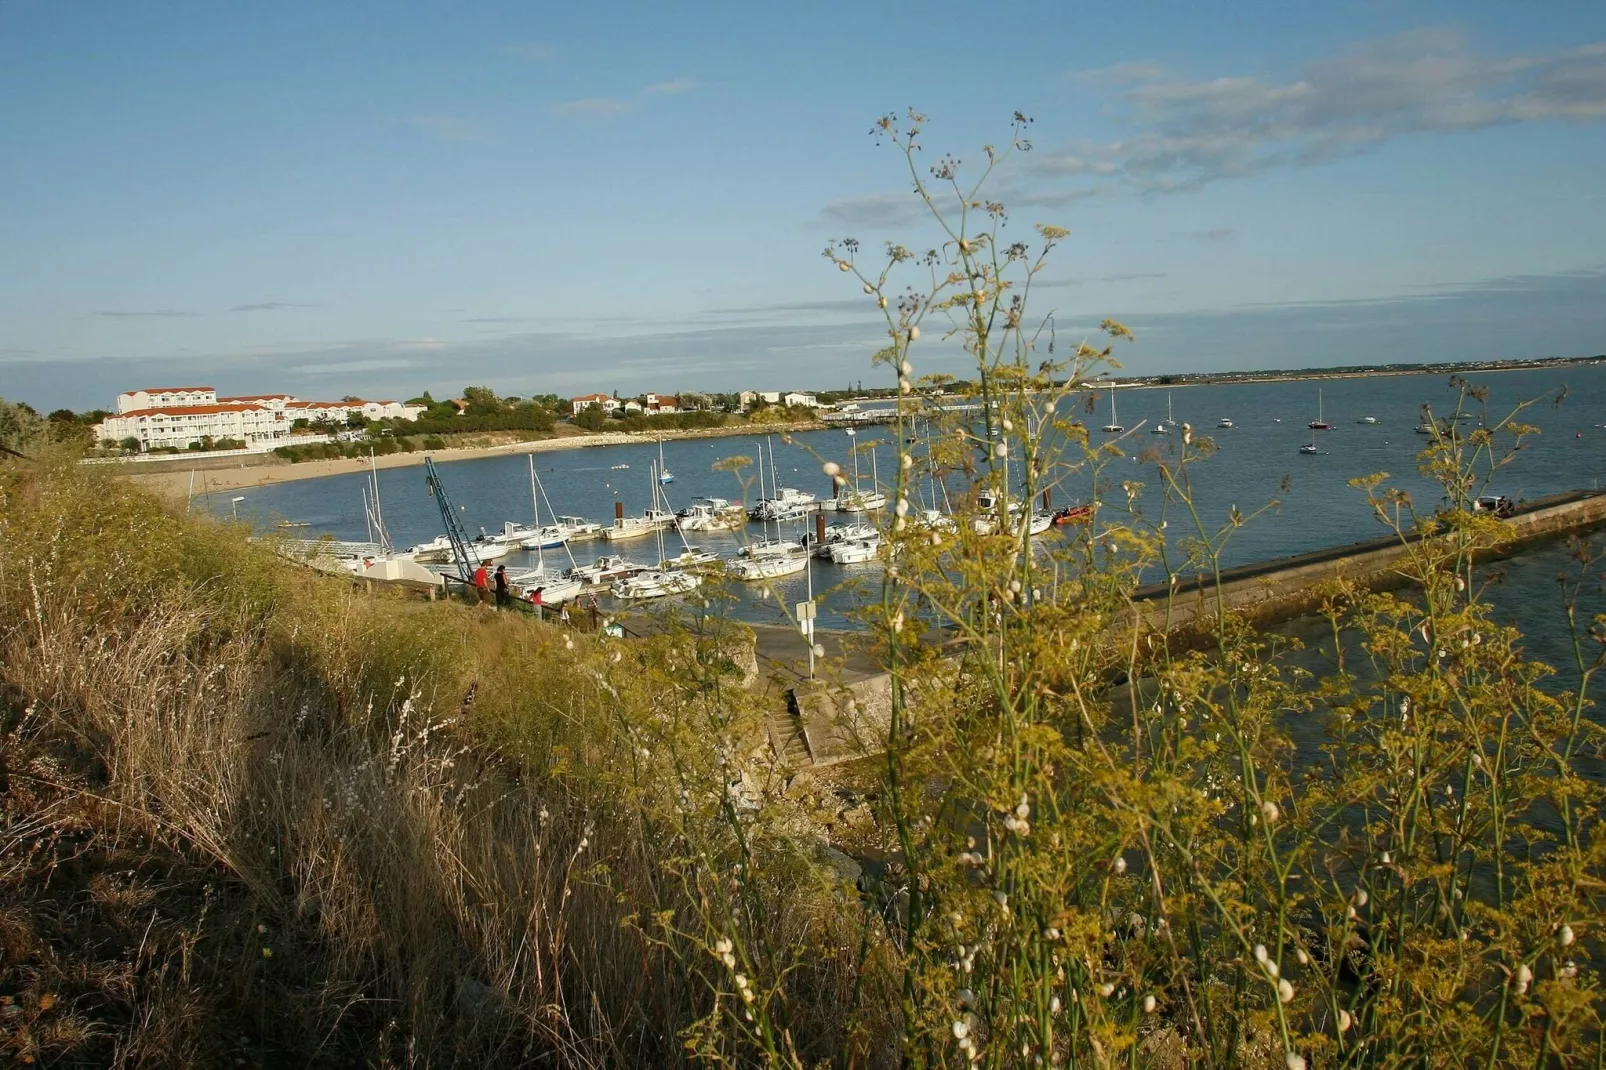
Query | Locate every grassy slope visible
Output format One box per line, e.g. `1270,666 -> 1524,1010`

0,456 -> 866,1067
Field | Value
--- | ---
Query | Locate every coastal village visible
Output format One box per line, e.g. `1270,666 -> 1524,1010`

92,383 -> 839,453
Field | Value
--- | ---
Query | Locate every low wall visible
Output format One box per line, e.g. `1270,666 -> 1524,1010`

1133,490 -> 1606,637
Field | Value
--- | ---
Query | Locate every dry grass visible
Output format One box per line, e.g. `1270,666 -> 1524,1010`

0,456 -> 882,1066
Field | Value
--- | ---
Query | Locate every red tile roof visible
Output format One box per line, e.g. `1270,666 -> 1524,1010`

115,403 -> 276,417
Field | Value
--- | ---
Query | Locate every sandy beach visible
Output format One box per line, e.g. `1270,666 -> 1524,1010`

126,421 -> 821,499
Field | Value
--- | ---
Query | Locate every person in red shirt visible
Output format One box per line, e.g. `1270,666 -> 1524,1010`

473,561 -> 490,605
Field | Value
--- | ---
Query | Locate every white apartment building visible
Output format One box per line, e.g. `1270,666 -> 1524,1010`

219,393 -> 297,411
96,403 -> 292,450
115,386 -> 218,414
285,399 -> 425,424
96,386 -> 424,450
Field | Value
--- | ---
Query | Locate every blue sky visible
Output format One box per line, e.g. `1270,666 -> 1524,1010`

2,0 -> 1604,411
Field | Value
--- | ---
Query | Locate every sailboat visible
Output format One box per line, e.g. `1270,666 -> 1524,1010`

601,463 -> 677,542
509,457 -> 585,603
610,461 -> 704,599
1152,392 -> 1174,434
728,438 -> 808,580
836,431 -> 888,511
1101,384 -> 1124,433
1308,388 -> 1331,430
1300,428 -> 1319,454
657,439 -> 674,484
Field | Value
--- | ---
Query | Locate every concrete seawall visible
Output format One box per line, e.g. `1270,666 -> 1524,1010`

1129,489 -> 1606,639
781,489 -> 1606,767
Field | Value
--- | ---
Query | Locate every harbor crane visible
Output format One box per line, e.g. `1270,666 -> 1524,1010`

423,457 -> 479,587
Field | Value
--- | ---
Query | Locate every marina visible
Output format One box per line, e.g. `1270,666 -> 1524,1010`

211,366 -> 1606,630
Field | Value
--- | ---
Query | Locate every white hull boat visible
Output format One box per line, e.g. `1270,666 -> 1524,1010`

481,520 -> 541,547
568,555 -> 643,586
828,538 -> 881,564
601,509 -> 675,541
556,515 -> 603,539
749,488 -> 817,522
513,570 -> 585,605
741,537 -> 805,559
611,569 -> 701,599
409,534 -> 513,564
725,553 -> 809,581
659,547 -> 719,569
677,499 -> 743,531
519,525 -> 571,550
810,522 -> 877,557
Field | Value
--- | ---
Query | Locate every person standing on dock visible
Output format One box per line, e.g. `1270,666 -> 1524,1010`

494,564 -> 510,609
474,560 -> 490,606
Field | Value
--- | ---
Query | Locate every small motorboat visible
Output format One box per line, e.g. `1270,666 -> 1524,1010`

724,552 -> 809,581
1216,418 -> 1234,429
1357,416 -> 1377,425
611,569 -> 701,599
1052,505 -> 1093,525
827,538 -> 881,564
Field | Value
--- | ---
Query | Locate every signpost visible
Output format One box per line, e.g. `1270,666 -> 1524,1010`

796,600 -> 817,679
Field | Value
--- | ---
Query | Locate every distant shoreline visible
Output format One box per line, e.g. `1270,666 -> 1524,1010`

127,420 -> 822,499
1109,355 -> 1605,391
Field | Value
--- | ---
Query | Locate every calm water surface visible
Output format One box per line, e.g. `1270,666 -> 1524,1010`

207,367 -> 1606,636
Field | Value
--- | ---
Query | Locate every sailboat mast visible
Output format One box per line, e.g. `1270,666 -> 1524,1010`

528,456 -> 547,575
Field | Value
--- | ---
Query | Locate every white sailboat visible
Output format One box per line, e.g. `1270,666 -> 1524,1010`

1300,428 -> 1319,454
729,437 -> 809,580
657,439 -> 674,484
1308,388 -> 1331,430
1101,384 -> 1124,433
513,457 -> 584,603
833,430 -> 888,510
1152,392 -> 1174,434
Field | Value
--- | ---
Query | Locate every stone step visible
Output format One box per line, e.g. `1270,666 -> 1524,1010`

765,709 -> 812,766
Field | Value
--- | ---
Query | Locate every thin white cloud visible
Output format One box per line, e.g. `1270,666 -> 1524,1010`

552,77 -> 697,119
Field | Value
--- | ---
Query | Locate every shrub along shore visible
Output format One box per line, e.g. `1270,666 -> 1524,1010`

121,417 -> 825,498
